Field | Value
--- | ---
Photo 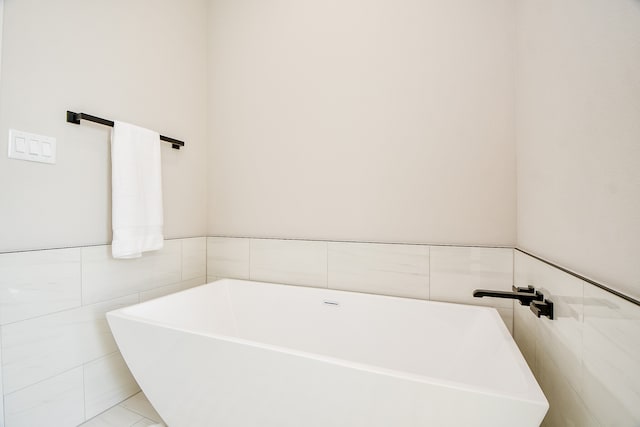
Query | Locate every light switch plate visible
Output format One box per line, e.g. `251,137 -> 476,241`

8,129 -> 56,164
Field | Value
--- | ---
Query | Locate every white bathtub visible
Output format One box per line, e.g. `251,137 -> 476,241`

107,279 -> 548,427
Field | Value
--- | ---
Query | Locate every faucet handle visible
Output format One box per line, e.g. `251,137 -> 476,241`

512,285 -> 535,293
530,299 -> 554,320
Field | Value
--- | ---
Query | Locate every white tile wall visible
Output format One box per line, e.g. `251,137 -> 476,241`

495,307 -> 514,335
139,283 -> 183,303
514,250 -> 640,427
139,276 -> 206,302
0,237 -> 207,427
4,368 -> 85,427
81,241 -> 182,305
250,239 -> 327,287
2,294 -> 137,394
430,246 -> 514,332
206,237 -> 250,279
516,252 -> 585,395
514,302 -> 538,376
181,237 -> 206,280
207,237 -> 514,330
180,276 -> 207,290
328,242 -> 429,299
0,338 -> 4,427
0,248 -> 81,325
537,348 -> 600,427
84,353 -> 139,419
582,285 -> 640,426
430,246 -> 513,308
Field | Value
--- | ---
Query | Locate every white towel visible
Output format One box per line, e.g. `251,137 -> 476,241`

111,121 -> 164,259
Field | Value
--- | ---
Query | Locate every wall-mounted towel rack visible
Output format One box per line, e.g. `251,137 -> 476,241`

66,111 -> 185,149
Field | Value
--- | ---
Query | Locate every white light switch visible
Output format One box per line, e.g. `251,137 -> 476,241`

15,137 -> 26,153
28,140 -> 40,155
8,129 -> 56,164
41,142 -> 52,157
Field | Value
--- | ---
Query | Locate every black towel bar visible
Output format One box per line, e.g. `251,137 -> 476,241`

66,111 -> 185,149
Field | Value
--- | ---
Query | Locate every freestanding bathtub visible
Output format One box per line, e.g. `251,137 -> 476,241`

107,279 -> 548,427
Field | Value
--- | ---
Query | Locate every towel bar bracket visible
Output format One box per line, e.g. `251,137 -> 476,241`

66,111 -> 81,125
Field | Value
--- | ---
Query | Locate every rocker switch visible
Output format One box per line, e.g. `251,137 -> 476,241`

15,137 -> 26,153
28,140 -> 40,155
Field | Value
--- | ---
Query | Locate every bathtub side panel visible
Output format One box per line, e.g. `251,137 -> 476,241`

108,314 -> 547,427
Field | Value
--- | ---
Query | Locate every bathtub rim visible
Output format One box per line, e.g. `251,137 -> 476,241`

107,279 -> 548,408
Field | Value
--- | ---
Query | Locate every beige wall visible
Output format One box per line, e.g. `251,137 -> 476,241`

516,0 -> 640,299
5,0 -> 637,300
0,0 -> 209,252
207,0 -> 517,247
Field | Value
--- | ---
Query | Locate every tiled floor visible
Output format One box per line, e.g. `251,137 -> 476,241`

80,392 -> 166,427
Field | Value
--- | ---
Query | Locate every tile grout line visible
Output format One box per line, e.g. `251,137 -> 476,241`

0,291 -> 140,327
248,238 -> 252,281
80,247 -> 84,307
208,235 -> 513,249
325,242 -> 329,289
205,237 -> 208,281
2,365 -> 83,397
82,360 -> 87,423
0,236 -> 199,255
180,239 -> 184,281
426,246 -> 431,300
2,347 -> 124,398
511,248 -> 515,333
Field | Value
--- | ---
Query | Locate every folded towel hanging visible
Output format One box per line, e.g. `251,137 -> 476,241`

111,121 -> 164,259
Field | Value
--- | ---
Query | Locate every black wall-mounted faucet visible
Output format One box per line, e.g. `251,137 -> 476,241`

473,285 -> 554,320
473,285 -> 543,306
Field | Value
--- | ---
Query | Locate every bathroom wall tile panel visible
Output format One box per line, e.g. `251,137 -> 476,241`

180,276 -> 207,290
430,246 -> 513,308
496,307 -> 513,335
84,352 -> 140,419
206,237 -> 250,279
513,302 -> 539,379
0,248 -> 81,325
537,350 -> 600,427
181,237 -> 206,280
0,335 -> 4,427
515,251 -> 584,395
140,276 -> 208,301
250,239 -> 327,288
4,367 -> 84,427
82,241 -> 181,305
581,285 -> 640,426
79,405 -> 145,427
327,242 -> 429,299
1,294 -> 138,394
140,283 -> 183,302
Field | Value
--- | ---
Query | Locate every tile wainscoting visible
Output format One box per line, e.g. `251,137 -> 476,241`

0,238 -> 207,427
206,237 -> 515,333
2,235 -> 637,426
514,250 -> 640,427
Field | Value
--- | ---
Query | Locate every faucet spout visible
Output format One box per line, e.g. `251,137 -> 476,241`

473,289 -> 543,306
